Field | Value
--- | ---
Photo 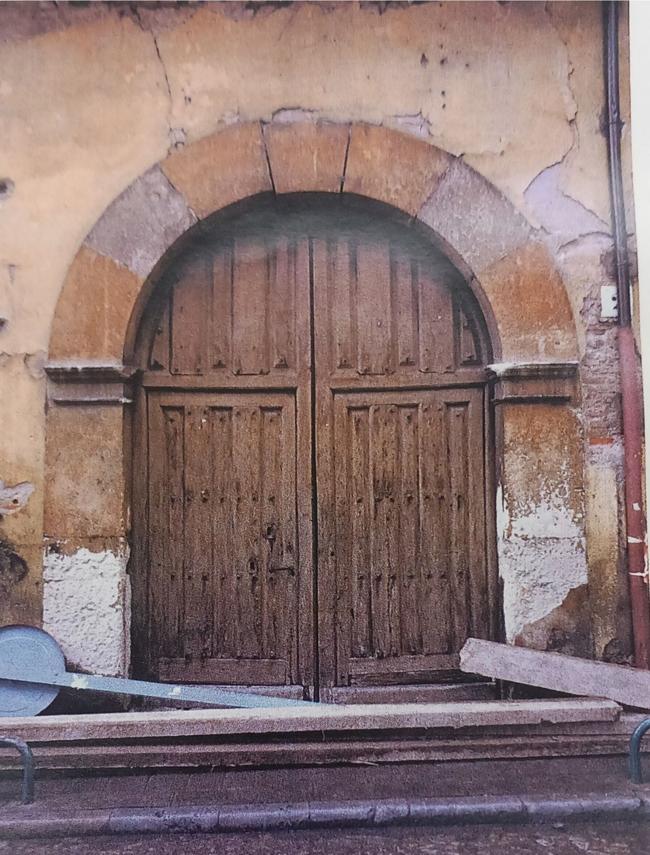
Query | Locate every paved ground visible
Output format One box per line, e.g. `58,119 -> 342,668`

2,756 -> 650,852
0,756 -> 643,808
2,820 -> 650,854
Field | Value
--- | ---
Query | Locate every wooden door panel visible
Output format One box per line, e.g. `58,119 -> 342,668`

327,388 -> 488,687
312,232 -> 491,691
134,204 -> 492,697
147,392 -> 301,686
147,238 -> 305,378
312,236 -> 483,384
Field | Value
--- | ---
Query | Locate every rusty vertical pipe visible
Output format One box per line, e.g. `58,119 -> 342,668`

605,0 -> 650,668
619,326 -> 650,668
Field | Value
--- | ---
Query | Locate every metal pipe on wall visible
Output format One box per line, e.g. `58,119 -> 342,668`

605,0 -> 650,668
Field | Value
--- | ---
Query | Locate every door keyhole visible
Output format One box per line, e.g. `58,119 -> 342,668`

265,523 -> 277,548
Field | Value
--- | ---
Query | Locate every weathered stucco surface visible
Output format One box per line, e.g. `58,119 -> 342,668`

43,545 -> 130,676
0,1 -> 635,671
497,404 -> 588,644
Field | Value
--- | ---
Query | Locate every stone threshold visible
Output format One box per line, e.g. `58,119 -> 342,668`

0,699 -> 621,742
2,699 -> 643,772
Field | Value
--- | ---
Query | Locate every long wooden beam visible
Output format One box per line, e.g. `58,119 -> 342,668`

0,699 -> 619,743
461,638 -> 650,709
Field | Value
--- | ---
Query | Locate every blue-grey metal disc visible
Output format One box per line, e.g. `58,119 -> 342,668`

0,625 -> 64,716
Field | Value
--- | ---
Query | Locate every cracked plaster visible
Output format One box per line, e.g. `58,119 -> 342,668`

0,1 -> 616,353
524,163 -> 609,251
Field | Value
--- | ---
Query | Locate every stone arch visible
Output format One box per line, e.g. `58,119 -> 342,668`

48,121 -> 578,365
43,121 -> 585,676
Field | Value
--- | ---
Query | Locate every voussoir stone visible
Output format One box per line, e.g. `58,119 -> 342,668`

162,122 -> 273,219
418,157 -> 532,277
49,245 -> 143,360
264,121 -> 350,194
477,241 -> 578,362
85,165 -> 197,280
344,124 -> 451,215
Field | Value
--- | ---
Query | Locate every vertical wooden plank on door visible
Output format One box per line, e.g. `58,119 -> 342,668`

211,247 -> 233,371
465,387 -> 489,639
356,242 -> 393,375
212,407 -> 234,659
259,404 -> 295,667
183,404 -> 214,661
417,263 -> 455,373
445,395 -> 471,651
149,293 -> 171,371
418,394 -> 451,655
398,403 -> 421,655
231,405 -> 263,658
146,397 -> 165,667
369,401 -> 400,658
329,238 -> 354,371
393,255 -> 418,371
232,239 -> 269,375
484,386 -> 499,642
130,384 -> 150,674
294,238 -> 313,690
171,255 -> 209,375
332,398 -> 352,681
345,403 -> 371,660
147,397 -> 185,665
457,304 -> 481,366
270,239 -> 296,371
312,238 -> 337,688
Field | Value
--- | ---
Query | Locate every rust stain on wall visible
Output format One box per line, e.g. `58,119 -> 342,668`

0,537 -> 28,595
515,585 -> 593,659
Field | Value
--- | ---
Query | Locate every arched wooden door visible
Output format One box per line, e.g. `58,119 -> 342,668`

131,198 -> 495,700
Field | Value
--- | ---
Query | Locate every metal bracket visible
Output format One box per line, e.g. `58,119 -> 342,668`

0,736 -> 34,804
629,717 -> 650,783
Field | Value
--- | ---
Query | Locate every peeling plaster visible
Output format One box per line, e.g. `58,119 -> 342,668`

496,483 -> 588,641
391,112 -> 433,141
0,263 -> 15,330
24,350 -> 46,379
500,459 -> 583,537
0,479 -> 34,517
499,534 -> 588,642
524,162 -> 609,249
43,546 -> 131,677
272,107 -> 318,124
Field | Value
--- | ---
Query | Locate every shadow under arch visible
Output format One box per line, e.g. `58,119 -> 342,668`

126,191 -> 498,369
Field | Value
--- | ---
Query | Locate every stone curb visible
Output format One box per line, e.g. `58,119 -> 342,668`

0,794 -> 647,839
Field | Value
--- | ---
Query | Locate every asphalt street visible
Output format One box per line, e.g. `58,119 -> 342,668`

2,821 -> 650,855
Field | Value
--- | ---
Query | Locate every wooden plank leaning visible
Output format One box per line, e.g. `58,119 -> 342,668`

461,638 -> 650,709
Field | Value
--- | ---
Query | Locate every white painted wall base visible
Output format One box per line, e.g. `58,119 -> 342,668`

42,545 -> 131,677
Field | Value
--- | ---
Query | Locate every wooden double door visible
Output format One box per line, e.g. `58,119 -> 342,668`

133,202 -> 494,700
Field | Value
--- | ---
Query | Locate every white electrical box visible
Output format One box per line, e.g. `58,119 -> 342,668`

600,284 -> 618,320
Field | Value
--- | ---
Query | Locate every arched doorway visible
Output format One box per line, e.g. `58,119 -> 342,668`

131,194 -> 495,701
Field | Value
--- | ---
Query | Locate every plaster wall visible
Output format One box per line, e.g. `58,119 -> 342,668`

0,1 -> 633,675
